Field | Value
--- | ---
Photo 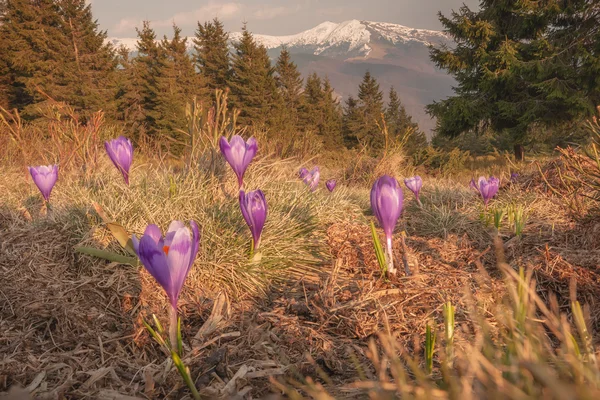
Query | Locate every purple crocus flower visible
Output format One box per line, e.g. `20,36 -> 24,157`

239,190 -> 267,251
371,175 -> 404,275
326,179 -> 337,192
404,176 -> 423,206
299,168 -> 309,179
28,165 -> 58,202
219,135 -> 258,188
511,172 -> 519,182
132,221 -> 200,347
472,176 -> 500,207
303,166 -> 320,191
105,136 -> 133,185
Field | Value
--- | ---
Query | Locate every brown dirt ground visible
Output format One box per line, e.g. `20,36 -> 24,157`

2,183 -> 600,399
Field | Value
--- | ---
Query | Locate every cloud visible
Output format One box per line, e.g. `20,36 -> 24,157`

113,2 -> 242,34
251,5 -> 301,20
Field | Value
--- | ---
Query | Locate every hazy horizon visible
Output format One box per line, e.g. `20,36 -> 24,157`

90,0 -> 480,38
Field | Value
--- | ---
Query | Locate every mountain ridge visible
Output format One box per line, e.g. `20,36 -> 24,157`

107,20 -> 453,137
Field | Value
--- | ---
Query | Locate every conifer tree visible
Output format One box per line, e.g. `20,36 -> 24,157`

193,18 -> 230,91
385,86 -> 427,153
154,24 -> 203,148
427,0 -> 599,160
342,96 -> 361,148
320,78 -> 343,149
275,47 -> 304,137
356,71 -> 385,151
229,25 -> 280,128
114,46 -> 145,133
0,0 -> 117,119
300,73 -> 324,134
131,21 -> 163,134
299,73 -> 342,149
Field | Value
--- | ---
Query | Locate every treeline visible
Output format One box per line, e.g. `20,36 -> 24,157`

0,0 -> 425,156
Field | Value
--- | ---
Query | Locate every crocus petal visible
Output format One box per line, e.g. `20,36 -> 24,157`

299,168 -> 309,179
105,136 -> 133,185
240,190 -> 267,248
326,179 -> 337,192
138,234 -> 171,293
131,234 -> 140,254
164,220 -> 186,248
189,220 -> 200,269
29,165 -> 58,201
242,137 -> 258,171
143,224 -> 164,246
220,135 -> 256,187
371,175 -> 403,239
404,176 -> 422,198
166,227 -> 193,306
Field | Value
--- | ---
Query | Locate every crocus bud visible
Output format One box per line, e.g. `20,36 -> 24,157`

28,165 -> 58,202
326,179 -> 337,192
371,175 -> 403,274
306,167 -> 320,191
404,176 -> 422,204
239,190 -> 267,251
299,168 -> 309,179
105,136 -> 133,185
219,135 -> 258,188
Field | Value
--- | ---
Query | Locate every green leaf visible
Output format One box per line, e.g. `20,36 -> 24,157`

75,246 -> 139,266
177,316 -> 183,356
370,221 -> 386,274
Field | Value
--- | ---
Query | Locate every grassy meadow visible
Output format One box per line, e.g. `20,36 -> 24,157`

2,109 -> 600,399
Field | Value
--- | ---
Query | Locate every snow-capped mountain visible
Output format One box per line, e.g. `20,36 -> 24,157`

229,20 -> 448,58
108,19 -> 448,58
107,20 -> 454,136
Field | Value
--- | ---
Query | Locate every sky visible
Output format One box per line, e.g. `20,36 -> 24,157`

90,0 -> 481,38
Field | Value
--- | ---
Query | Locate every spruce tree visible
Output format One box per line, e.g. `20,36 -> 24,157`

300,73 -> 324,135
385,86 -> 427,153
356,71 -> 385,151
229,25 -> 280,128
0,0 -> 117,119
342,96 -> 361,148
114,45 -> 145,134
154,24 -> 203,149
132,21 -> 163,135
275,47 -> 304,138
193,18 -> 230,92
320,78 -> 343,149
0,0 -> 66,112
427,0 -> 599,160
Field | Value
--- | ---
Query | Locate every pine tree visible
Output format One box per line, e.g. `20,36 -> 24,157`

0,0 -> 117,119
275,47 -> 303,137
56,0 -> 117,118
153,24 -> 204,149
0,0 -> 66,112
193,18 -> 230,92
320,78 -> 343,149
427,0 -> 599,160
356,71 -> 385,151
385,86 -> 427,154
342,96 -> 361,148
300,73 -> 324,134
299,73 -> 342,149
114,45 -> 145,133
132,21 -> 163,135
229,25 -> 280,128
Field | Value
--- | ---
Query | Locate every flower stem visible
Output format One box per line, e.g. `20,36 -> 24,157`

169,304 -> 178,353
386,237 -> 396,275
